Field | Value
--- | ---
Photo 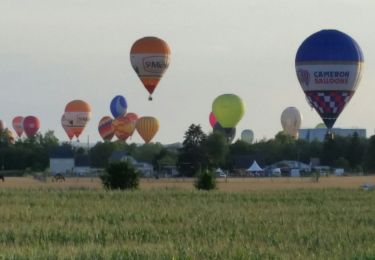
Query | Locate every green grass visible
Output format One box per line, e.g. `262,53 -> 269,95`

0,188 -> 374,259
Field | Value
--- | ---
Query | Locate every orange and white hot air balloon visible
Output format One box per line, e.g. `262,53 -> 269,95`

12,116 -> 24,137
64,100 -> 92,139
61,114 -> 75,141
135,116 -> 159,143
130,36 -> 171,101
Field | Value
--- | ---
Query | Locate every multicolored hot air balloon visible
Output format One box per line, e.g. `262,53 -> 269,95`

61,114 -> 75,141
130,36 -> 171,101
212,94 -> 245,128
124,112 -> 138,138
209,112 -> 217,128
241,129 -> 254,144
280,107 -> 302,139
12,116 -> 24,137
295,29 -> 364,130
98,116 -> 114,141
23,116 -> 40,138
110,95 -> 127,118
136,116 -> 159,143
64,100 -> 92,139
112,116 -> 134,141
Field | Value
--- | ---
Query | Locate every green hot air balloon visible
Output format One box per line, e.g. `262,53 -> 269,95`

212,94 -> 245,128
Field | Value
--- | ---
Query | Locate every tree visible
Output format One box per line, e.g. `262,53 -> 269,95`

100,161 -> 140,190
363,135 -> 375,173
194,169 -> 216,190
202,131 -> 229,168
346,132 -> 365,170
152,148 -> 177,172
177,124 -> 207,177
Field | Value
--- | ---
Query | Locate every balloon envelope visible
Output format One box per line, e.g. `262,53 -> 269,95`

112,116 -> 134,141
136,116 -> 159,143
130,36 -> 171,100
212,94 -> 245,128
295,29 -> 363,129
98,116 -> 115,141
124,112 -> 138,137
213,123 -> 236,144
12,116 -> 24,137
241,129 -> 254,144
23,116 -> 40,138
0,120 -> 5,132
110,95 -> 127,118
64,100 -> 92,138
280,107 -> 302,139
61,114 -> 75,140
209,112 -> 217,128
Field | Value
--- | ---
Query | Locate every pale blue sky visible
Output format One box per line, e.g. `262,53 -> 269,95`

1,0 -> 374,143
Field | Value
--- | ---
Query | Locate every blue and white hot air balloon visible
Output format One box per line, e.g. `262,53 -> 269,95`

295,29 -> 364,130
110,95 -> 128,118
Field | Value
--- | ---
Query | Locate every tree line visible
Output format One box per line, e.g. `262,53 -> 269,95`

1,124 -> 374,176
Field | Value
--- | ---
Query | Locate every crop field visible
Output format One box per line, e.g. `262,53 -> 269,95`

0,177 -> 374,259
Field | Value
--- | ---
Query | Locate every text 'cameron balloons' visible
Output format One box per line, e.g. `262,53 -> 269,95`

136,116 -> 159,143
12,116 -> 24,137
64,100 -> 92,139
61,114 -> 75,140
295,29 -> 364,129
209,112 -> 217,128
23,116 -> 40,138
213,123 -> 236,144
212,94 -> 245,128
130,36 -> 171,101
241,129 -> 254,144
110,95 -> 127,118
98,116 -> 114,141
281,107 -> 302,139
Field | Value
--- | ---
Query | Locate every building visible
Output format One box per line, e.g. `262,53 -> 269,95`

74,155 -> 91,176
109,151 -> 154,177
49,147 -> 74,175
298,128 -> 366,142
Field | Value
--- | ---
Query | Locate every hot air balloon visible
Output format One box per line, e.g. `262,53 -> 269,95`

12,116 -> 24,137
4,128 -> 15,144
130,36 -> 171,100
64,100 -> 92,139
124,112 -> 138,137
241,129 -> 254,144
295,30 -> 363,131
212,94 -> 245,128
110,95 -> 127,118
112,116 -> 134,141
61,114 -> 75,141
98,116 -> 114,141
23,116 -> 40,138
209,112 -> 217,128
213,123 -> 236,144
280,107 -> 302,139
315,123 -> 326,129
0,120 -> 5,132
136,116 -> 159,143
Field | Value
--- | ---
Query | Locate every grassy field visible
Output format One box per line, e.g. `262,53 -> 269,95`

0,178 -> 374,259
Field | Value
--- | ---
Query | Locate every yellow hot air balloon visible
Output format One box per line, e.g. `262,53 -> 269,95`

212,94 -> 245,128
136,116 -> 159,143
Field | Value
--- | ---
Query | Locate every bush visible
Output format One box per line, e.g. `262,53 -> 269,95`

194,169 -> 216,190
100,161 -> 140,190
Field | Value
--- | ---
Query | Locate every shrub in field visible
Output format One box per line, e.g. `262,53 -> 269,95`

100,161 -> 140,190
194,169 -> 216,190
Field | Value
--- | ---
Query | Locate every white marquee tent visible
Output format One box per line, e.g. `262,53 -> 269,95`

246,160 -> 263,172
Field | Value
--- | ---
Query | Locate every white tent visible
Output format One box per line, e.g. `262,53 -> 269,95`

246,160 -> 263,172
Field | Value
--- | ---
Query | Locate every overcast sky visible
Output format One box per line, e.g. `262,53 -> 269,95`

1,0 -> 374,144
